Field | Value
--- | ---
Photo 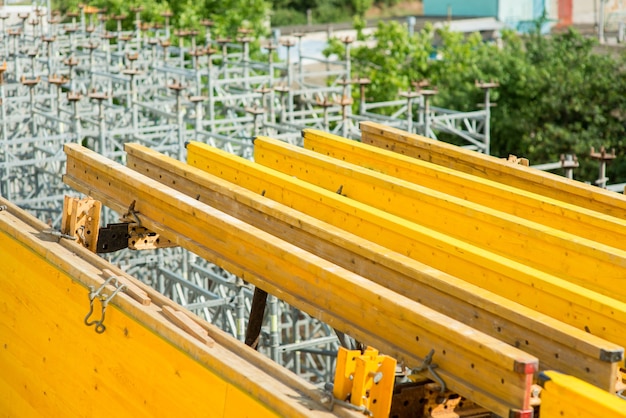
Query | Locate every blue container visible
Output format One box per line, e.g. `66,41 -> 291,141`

424,0 -> 550,33
423,0 -> 498,17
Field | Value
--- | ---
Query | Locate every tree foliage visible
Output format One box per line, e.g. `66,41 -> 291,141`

326,23 -> 626,184
54,0 -> 270,39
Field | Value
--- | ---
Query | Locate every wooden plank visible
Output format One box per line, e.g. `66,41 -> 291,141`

161,306 -> 215,347
303,129 -> 626,252
102,268 -> 151,306
64,143 -> 539,418
359,121 -> 626,219
61,196 -> 101,252
539,371 -> 626,418
255,136 -> 626,303
126,142 -> 622,391
185,140 -> 626,367
0,197 -> 353,418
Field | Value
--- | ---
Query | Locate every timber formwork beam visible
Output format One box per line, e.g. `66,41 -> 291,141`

125,142 -> 622,392
359,121 -> 626,219
253,136 -> 626,304
302,129 -> 626,252
538,371 -> 626,418
63,143 -> 539,418
185,141 -> 626,362
0,198 -> 357,418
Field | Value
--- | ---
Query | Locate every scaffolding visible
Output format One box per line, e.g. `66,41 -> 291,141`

0,5 -> 493,384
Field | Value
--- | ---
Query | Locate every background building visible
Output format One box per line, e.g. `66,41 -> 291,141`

424,0 -> 626,32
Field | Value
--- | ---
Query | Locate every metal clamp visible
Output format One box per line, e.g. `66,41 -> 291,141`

123,200 -> 141,226
321,390 -> 373,417
84,276 -> 127,334
412,349 -> 447,400
42,228 -> 77,241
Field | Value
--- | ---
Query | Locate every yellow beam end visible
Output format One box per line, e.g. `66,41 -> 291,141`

540,371 -> 626,417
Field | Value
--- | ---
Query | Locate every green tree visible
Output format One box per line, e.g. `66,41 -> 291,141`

328,22 -> 626,184
203,0 -> 270,38
54,0 -> 270,39
324,20 -> 434,108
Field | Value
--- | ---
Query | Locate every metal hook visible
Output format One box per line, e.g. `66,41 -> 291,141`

412,349 -> 447,400
123,200 -> 142,226
84,277 -> 126,334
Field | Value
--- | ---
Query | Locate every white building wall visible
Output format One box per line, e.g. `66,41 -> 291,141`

549,0 -> 560,22
573,0 -> 597,24
572,0 -> 626,26
498,0 -> 535,25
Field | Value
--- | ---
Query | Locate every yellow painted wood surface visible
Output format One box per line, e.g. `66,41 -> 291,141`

303,129 -> 626,252
185,140 -> 626,362
0,198 -> 352,418
254,136 -> 626,304
540,371 -> 626,418
0,230 -> 273,418
64,143 -> 538,418
126,142 -> 622,392
360,121 -> 626,219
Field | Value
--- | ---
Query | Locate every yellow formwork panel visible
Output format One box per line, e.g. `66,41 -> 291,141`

359,121 -> 626,219
126,142 -> 621,392
0,224 -> 271,418
64,143 -> 538,418
185,140 -> 626,363
539,371 -> 626,418
0,199 -> 347,418
254,136 -> 626,304
303,129 -> 626,252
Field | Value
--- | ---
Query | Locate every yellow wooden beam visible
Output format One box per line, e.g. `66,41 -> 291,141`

539,371 -> 626,418
254,136 -> 626,303
64,143 -> 539,418
302,129 -> 626,252
185,140 -> 626,365
126,142 -> 622,392
0,198 -> 349,418
359,121 -> 626,219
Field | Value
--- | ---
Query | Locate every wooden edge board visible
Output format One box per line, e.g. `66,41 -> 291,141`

161,305 -> 215,346
302,128 -> 626,252
253,136 -> 626,303
359,121 -> 626,219
125,141 -> 622,391
63,143 -> 538,417
0,196 -> 353,418
184,140 -> 626,363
